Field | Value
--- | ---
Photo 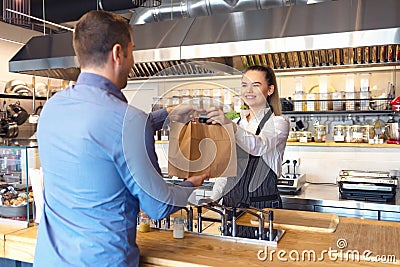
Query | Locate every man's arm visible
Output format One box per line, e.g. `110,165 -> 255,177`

148,109 -> 168,131
117,107 -> 207,219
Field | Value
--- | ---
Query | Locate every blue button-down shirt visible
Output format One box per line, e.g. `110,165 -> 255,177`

34,73 -> 194,267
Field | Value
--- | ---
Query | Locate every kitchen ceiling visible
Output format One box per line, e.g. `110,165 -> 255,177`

1,0 -> 138,33
6,0 -> 400,81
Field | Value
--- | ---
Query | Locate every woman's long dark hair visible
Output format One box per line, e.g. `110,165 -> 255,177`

245,65 -> 282,116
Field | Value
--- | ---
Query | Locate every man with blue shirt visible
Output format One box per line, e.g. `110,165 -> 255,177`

34,10 -> 208,267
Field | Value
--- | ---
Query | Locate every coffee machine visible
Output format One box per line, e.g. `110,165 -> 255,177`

387,96 -> 400,144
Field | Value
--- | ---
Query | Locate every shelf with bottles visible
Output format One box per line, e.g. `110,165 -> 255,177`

280,67 -> 398,115
286,111 -> 400,148
0,140 -> 39,227
282,96 -> 396,116
152,87 -> 242,141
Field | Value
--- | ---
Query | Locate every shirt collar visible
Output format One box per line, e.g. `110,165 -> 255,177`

255,107 -> 272,121
76,72 -> 127,103
240,107 -> 272,123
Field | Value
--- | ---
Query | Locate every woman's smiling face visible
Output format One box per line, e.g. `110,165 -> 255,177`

241,70 -> 274,110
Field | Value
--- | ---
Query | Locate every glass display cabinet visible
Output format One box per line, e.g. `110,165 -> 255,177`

0,139 -> 40,227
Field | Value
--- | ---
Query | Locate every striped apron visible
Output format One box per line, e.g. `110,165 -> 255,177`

222,109 -> 281,209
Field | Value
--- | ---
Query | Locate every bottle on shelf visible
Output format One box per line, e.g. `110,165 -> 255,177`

293,76 -> 305,112
314,124 -> 326,143
152,96 -> 164,141
318,75 -> 330,111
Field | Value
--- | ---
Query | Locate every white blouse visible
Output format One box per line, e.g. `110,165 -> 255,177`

210,108 -> 290,200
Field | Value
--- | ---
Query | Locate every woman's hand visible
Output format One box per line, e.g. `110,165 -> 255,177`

206,107 -> 237,132
167,104 -> 202,123
205,107 -> 230,125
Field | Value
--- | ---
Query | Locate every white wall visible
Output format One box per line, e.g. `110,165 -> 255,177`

284,145 -> 400,184
123,80 -> 159,112
0,21 -> 41,90
156,142 -> 400,183
278,66 -> 399,99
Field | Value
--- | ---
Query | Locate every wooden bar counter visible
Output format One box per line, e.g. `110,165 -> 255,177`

2,209 -> 400,266
0,224 -> 26,258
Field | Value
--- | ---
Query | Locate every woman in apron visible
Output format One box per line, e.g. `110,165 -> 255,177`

207,65 -> 290,210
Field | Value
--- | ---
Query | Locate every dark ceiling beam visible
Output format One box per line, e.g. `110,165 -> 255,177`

30,0 -> 138,23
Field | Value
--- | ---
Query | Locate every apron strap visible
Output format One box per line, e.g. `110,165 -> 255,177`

255,108 -> 273,135
237,108 -> 273,136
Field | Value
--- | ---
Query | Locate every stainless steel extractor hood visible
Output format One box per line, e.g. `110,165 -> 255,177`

9,32 -> 80,81
9,0 -> 400,81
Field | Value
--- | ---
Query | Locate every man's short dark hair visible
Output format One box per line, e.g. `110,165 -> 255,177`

73,10 -> 132,68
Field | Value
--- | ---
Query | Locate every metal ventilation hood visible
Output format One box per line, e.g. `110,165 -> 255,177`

9,32 -> 80,81
9,0 -> 400,81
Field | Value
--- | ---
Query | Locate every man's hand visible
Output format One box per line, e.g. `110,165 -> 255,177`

205,107 -> 237,132
167,104 -> 203,123
186,173 -> 210,187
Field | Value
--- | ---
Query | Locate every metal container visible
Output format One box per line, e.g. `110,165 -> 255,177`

386,122 -> 400,141
0,202 -> 32,218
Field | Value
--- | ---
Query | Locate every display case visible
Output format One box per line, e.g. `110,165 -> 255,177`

0,139 -> 39,227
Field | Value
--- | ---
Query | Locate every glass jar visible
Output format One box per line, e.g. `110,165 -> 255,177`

172,95 -> 181,105
192,89 -> 201,97
202,89 -> 211,97
314,125 -> 326,143
192,96 -> 201,108
333,125 -> 346,142
181,89 -> 190,97
350,125 -> 365,143
297,131 -> 312,143
287,131 -> 298,142
202,96 -> 212,109
362,125 -> 375,143
161,126 -> 169,141
173,217 -> 185,239
181,96 -> 191,105
212,88 -> 222,97
138,212 -> 151,233
152,96 -> 162,111
344,125 -> 352,143
163,97 -> 172,108
213,96 -> 223,109
233,95 -> 242,112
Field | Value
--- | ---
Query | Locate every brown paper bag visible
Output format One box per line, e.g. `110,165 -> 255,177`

168,121 -> 237,178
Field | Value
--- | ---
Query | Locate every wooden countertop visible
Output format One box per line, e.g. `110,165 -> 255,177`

137,216 -> 400,266
4,226 -> 37,263
0,224 -> 26,258
0,224 -> 26,240
2,210 -> 400,266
